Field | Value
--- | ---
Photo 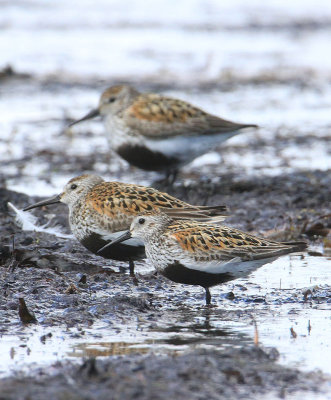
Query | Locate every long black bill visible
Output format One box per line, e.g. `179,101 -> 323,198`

68,108 -> 100,127
97,230 -> 132,254
23,195 -> 61,211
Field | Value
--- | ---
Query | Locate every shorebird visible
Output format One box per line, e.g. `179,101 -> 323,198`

100,212 -> 307,305
23,174 -> 227,275
69,85 -> 258,180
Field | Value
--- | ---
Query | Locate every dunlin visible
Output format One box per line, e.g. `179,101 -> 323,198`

23,174 -> 227,275
100,212 -> 307,305
69,85 -> 258,180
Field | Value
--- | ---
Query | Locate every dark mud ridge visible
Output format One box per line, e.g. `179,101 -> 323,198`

0,347 -> 328,400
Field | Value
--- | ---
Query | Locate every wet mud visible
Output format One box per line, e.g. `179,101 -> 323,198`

0,347 -> 327,400
1,161 -> 330,399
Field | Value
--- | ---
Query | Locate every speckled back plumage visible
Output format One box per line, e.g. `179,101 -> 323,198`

160,218 -> 306,263
129,213 -> 306,281
100,212 -> 306,303
24,175 -> 227,272
124,92 -> 255,139
68,178 -> 225,239
69,85 -> 258,174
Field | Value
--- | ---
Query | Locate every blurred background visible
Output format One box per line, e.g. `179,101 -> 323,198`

1,0 -> 331,382
0,0 -> 330,194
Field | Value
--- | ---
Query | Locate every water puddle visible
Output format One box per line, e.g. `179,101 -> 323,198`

0,253 -> 329,378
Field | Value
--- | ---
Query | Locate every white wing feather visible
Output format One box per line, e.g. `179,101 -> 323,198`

8,202 -> 73,239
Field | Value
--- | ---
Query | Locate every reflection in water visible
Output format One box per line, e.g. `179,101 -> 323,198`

0,256 -> 329,377
67,341 -> 152,358
148,309 -> 251,347
68,309 -> 252,358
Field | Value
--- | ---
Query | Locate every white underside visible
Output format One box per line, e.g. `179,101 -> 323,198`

179,256 -> 278,278
104,116 -> 240,166
144,132 -> 237,165
146,240 -> 279,278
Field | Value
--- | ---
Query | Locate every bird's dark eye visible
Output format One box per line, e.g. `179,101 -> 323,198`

108,97 -> 116,103
71,184 -> 77,190
138,218 -> 145,225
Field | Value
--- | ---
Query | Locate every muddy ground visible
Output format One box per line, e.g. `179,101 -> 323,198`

1,148 -> 330,399
0,346 -> 327,400
1,0 -> 331,397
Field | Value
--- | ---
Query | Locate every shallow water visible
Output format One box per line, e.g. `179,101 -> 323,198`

1,253 -> 330,378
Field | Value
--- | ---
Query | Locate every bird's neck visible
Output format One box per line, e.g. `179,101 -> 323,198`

68,198 -> 90,240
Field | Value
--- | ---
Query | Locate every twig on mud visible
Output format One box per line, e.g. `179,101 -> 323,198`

18,297 -> 37,324
251,316 -> 259,346
7,235 -> 19,272
290,327 -> 297,339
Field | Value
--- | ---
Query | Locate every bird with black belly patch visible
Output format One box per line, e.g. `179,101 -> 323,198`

23,174 -> 227,276
69,85 -> 258,182
100,211 -> 307,305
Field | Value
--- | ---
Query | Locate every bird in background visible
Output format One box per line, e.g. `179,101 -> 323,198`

101,211 -> 307,305
23,174 -> 227,275
69,85 -> 258,182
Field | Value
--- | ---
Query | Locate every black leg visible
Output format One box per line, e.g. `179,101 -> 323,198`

129,260 -> 139,285
165,169 -> 178,185
169,169 -> 178,185
129,260 -> 135,276
205,287 -> 211,305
